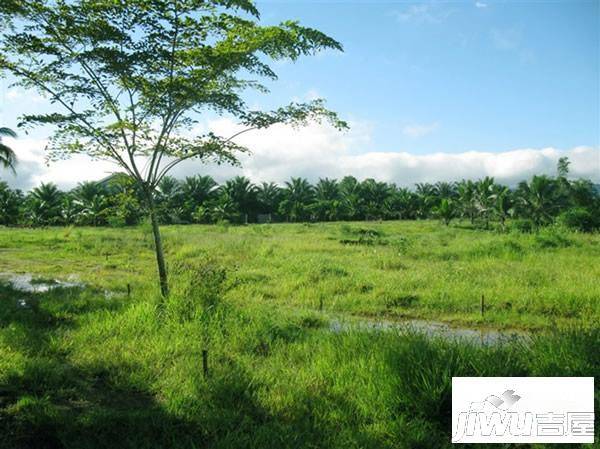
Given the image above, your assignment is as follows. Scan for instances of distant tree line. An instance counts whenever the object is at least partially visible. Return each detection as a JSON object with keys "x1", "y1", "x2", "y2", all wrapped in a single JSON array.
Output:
[{"x1": 1, "y1": 158, "x2": 598, "y2": 232}]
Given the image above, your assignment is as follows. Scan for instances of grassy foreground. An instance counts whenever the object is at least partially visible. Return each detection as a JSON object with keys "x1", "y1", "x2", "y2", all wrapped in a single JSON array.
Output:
[{"x1": 0, "y1": 221, "x2": 598, "y2": 448}]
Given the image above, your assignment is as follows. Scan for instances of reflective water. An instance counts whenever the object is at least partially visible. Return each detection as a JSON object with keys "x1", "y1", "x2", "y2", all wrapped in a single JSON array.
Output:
[
  {"x1": 329, "y1": 317, "x2": 528, "y2": 345},
  {"x1": 0, "y1": 272, "x2": 526, "y2": 344},
  {"x1": 0, "y1": 273, "x2": 84, "y2": 293}
]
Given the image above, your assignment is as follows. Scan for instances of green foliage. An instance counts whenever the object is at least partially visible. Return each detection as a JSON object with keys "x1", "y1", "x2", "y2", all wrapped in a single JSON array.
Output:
[
  {"x1": 25, "y1": 183, "x2": 64, "y2": 226},
  {"x1": 557, "y1": 207, "x2": 597, "y2": 232},
  {"x1": 0, "y1": 0, "x2": 345, "y2": 191},
  {"x1": 167, "y1": 256, "x2": 228, "y2": 321},
  {"x1": 433, "y1": 198, "x2": 455, "y2": 225},
  {"x1": 508, "y1": 218, "x2": 535, "y2": 233},
  {"x1": 0, "y1": 126, "x2": 18, "y2": 172},
  {"x1": 0, "y1": 181, "x2": 22, "y2": 225},
  {"x1": 0, "y1": 263, "x2": 597, "y2": 448},
  {"x1": 1, "y1": 169, "x2": 598, "y2": 233},
  {"x1": 0, "y1": 0, "x2": 346, "y2": 295},
  {"x1": 534, "y1": 226, "x2": 573, "y2": 249},
  {"x1": 0, "y1": 221, "x2": 598, "y2": 446}
]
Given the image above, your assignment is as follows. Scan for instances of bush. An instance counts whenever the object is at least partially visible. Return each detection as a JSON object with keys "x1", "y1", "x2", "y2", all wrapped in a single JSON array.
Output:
[
  {"x1": 508, "y1": 219, "x2": 535, "y2": 233},
  {"x1": 534, "y1": 226, "x2": 573, "y2": 249},
  {"x1": 167, "y1": 257, "x2": 228, "y2": 321},
  {"x1": 556, "y1": 207, "x2": 596, "y2": 232}
]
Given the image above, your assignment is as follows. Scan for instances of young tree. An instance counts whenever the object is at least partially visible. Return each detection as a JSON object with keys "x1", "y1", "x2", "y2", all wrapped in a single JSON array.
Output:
[
  {"x1": 433, "y1": 198, "x2": 455, "y2": 226},
  {"x1": 489, "y1": 184, "x2": 512, "y2": 231},
  {"x1": 1, "y1": 0, "x2": 347, "y2": 296},
  {"x1": 456, "y1": 180, "x2": 477, "y2": 224}
]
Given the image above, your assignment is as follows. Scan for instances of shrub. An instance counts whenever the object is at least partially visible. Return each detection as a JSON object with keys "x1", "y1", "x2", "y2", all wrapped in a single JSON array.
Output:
[
  {"x1": 167, "y1": 257, "x2": 228, "y2": 321},
  {"x1": 556, "y1": 207, "x2": 596, "y2": 232},
  {"x1": 534, "y1": 226, "x2": 573, "y2": 249},
  {"x1": 508, "y1": 219, "x2": 535, "y2": 233}
]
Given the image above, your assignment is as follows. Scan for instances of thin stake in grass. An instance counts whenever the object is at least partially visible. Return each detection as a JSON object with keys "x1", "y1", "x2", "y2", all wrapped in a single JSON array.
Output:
[
  {"x1": 202, "y1": 349, "x2": 209, "y2": 379},
  {"x1": 481, "y1": 294, "x2": 485, "y2": 317}
]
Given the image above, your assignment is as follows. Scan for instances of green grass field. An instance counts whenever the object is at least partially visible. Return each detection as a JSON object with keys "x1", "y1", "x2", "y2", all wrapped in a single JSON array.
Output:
[
  {"x1": 0, "y1": 221, "x2": 598, "y2": 448},
  {"x1": 2, "y1": 220, "x2": 599, "y2": 328}
]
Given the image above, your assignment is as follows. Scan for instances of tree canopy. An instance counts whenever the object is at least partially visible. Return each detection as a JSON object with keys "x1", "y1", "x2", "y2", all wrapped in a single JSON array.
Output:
[
  {"x1": 1, "y1": 0, "x2": 346, "y2": 188},
  {"x1": 0, "y1": 0, "x2": 347, "y2": 295}
]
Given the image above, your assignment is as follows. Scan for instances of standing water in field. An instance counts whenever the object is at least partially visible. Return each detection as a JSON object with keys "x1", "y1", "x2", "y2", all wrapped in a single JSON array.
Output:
[
  {"x1": 0, "y1": 273, "x2": 84, "y2": 293},
  {"x1": 329, "y1": 317, "x2": 528, "y2": 345}
]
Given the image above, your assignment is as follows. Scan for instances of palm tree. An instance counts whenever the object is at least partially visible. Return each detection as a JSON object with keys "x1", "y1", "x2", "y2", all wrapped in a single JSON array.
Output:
[
  {"x1": 415, "y1": 182, "x2": 437, "y2": 218},
  {"x1": 71, "y1": 181, "x2": 110, "y2": 225},
  {"x1": 434, "y1": 181, "x2": 457, "y2": 200},
  {"x1": 256, "y1": 182, "x2": 282, "y2": 220},
  {"x1": 569, "y1": 179, "x2": 596, "y2": 209},
  {"x1": 61, "y1": 195, "x2": 79, "y2": 225},
  {"x1": 180, "y1": 175, "x2": 218, "y2": 222},
  {"x1": 313, "y1": 178, "x2": 344, "y2": 221},
  {"x1": 489, "y1": 184, "x2": 512, "y2": 231},
  {"x1": 433, "y1": 198, "x2": 455, "y2": 226},
  {"x1": 157, "y1": 176, "x2": 182, "y2": 203},
  {"x1": 210, "y1": 192, "x2": 238, "y2": 223},
  {"x1": 360, "y1": 178, "x2": 391, "y2": 220},
  {"x1": 515, "y1": 175, "x2": 561, "y2": 227},
  {"x1": 0, "y1": 127, "x2": 18, "y2": 172},
  {"x1": 26, "y1": 183, "x2": 63, "y2": 226},
  {"x1": 456, "y1": 180, "x2": 477, "y2": 224},
  {"x1": 220, "y1": 176, "x2": 257, "y2": 223},
  {"x1": 392, "y1": 187, "x2": 419, "y2": 220},
  {"x1": 157, "y1": 176, "x2": 183, "y2": 223},
  {"x1": 279, "y1": 177, "x2": 315, "y2": 222},
  {"x1": 473, "y1": 177, "x2": 495, "y2": 228},
  {"x1": 339, "y1": 176, "x2": 363, "y2": 220}
]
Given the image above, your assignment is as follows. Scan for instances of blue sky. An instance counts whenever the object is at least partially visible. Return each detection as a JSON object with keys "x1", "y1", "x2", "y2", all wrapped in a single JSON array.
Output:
[
  {"x1": 250, "y1": 0, "x2": 599, "y2": 153},
  {"x1": 1, "y1": 0, "x2": 599, "y2": 189}
]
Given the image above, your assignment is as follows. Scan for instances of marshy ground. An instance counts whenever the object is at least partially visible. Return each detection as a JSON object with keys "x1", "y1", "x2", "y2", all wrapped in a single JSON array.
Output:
[{"x1": 0, "y1": 221, "x2": 598, "y2": 448}]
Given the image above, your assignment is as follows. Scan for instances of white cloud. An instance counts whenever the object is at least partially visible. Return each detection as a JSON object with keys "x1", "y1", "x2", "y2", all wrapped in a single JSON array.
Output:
[
  {"x1": 392, "y1": 3, "x2": 450, "y2": 24},
  {"x1": 402, "y1": 122, "x2": 439, "y2": 138},
  {"x1": 475, "y1": 2, "x2": 487, "y2": 8},
  {"x1": 1, "y1": 122, "x2": 598, "y2": 192},
  {"x1": 0, "y1": 137, "x2": 118, "y2": 190}
]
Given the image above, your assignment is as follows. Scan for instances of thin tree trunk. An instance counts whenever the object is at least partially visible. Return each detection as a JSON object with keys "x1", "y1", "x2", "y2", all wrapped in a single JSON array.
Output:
[{"x1": 146, "y1": 191, "x2": 169, "y2": 297}]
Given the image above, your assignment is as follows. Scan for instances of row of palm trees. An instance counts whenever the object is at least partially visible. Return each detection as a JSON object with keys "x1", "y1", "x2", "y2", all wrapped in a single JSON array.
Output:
[{"x1": 1, "y1": 159, "x2": 598, "y2": 230}]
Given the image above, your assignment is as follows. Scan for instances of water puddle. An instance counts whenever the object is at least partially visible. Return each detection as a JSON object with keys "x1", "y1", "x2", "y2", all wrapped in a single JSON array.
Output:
[
  {"x1": 329, "y1": 317, "x2": 528, "y2": 345},
  {"x1": 0, "y1": 273, "x2": 84, "y2": 293}
]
